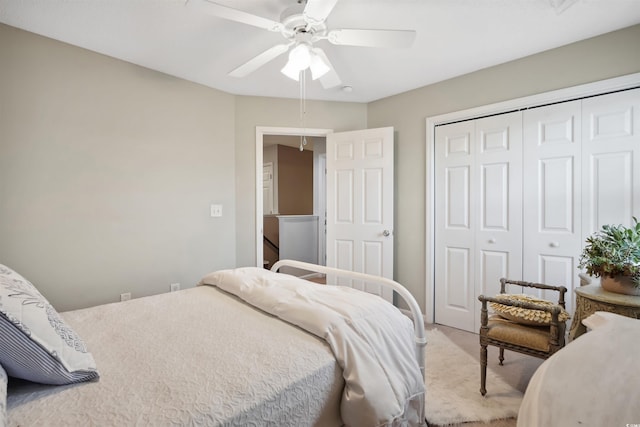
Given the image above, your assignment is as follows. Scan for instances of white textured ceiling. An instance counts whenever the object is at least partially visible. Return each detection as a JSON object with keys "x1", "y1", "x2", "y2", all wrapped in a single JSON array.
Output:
[{"x1": 1, "y1": 0, "x2": 639, "y2": 103}]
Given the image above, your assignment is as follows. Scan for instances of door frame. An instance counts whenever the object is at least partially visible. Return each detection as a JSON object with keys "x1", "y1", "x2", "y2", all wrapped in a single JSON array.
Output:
[
  {"x1": 255, "y1": 126, "x2": 333, "y2": 267},
  {"x1": 425, "y1": 72, "x2": 640, "y2": 324}
]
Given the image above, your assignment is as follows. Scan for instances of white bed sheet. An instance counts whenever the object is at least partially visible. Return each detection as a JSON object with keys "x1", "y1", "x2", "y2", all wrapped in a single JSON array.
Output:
[
  {"x1": 7, "y1": 286, "x2": 343, "y2": 426},
  {"x1": 518, "y1": 311, "x2": 640, "y2": 427}
]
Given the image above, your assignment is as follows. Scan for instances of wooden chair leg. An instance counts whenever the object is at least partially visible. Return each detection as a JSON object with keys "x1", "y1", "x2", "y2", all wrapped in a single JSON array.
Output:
[
  {"x1": 499, "y1": 347, "x2": 505, "y2": 366},
  {"x1": 480, "y1": 344, "x2": 488, "y2": 396}
]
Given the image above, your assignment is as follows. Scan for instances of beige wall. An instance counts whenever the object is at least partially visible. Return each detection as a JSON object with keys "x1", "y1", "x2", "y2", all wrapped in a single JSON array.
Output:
[
  {"x1": 277, "y1": 145, "x2": 313, "y2": 215},
  {"x1": 0, "y1": 23, "x2": 367, "y2": 310},
  {"x1": 2, "y1": 21, "x2": 639, "y2": 314},
  {"x1": 367, "y1": 24, "x2": 640, "y2": 312},
  {"x1": 0, "y1": 24, "x2": 237, "y2": 310}
]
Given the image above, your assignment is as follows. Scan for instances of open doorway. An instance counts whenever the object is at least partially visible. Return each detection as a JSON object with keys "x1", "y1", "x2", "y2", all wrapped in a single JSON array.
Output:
[
  {"x1": 256, "y1": 126, "x2": 396, "y2": 301},
  {"x1": 255, "y1": 126, "x2": 332, "y2": 270}
]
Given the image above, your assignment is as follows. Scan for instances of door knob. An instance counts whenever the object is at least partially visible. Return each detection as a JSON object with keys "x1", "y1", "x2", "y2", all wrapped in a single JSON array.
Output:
[
  {"x1": 488, "y1": 238, "x2": 496, "y2": 244},
  {"x1": 550, "y1": 242, "x2": 560, "y2": 248},
  {"x1": 382, "y1": 230, "x2": 391, "y2": 237}
]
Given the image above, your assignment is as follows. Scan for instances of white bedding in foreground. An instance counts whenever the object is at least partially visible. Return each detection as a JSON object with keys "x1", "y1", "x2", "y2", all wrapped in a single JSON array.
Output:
[
  {"x1": 7, "y1": 286, "x2": 343, "y2": 426},
  {"x1": 518, "y1": 311, "x2": 640, "y2": 427},
  {"x1": 200, "y1": 267, "x2": 425, "y2": 427}
]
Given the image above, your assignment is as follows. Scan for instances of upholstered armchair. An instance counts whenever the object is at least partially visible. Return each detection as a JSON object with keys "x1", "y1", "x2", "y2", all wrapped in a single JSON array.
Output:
[{"x1": 478, "y1": 278, "x2": 568, "y2": 396}]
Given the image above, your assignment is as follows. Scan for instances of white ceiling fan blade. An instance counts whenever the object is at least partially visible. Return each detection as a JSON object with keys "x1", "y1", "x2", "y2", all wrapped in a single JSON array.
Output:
[
  {"x1": 313, "y1": 48, "x2": 342, "y2": 89},
  {"x1": 327, "y1": 29, "x2": 416, "y2": 48},
  {"x1": 303, "y1": 0, "x2": 339, "y2": 25},
  {"x1": 229, "y1": 43, "x2": 291, "y2": 78},
  {"x1": 187, "y1": 0, "x2": 283, "y2": 32}
]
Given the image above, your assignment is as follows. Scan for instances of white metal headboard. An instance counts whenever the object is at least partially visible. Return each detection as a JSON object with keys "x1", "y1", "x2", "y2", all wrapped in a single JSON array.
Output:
[{"x1": 271, "y1": 259, "x2": 427, "y2": 424}]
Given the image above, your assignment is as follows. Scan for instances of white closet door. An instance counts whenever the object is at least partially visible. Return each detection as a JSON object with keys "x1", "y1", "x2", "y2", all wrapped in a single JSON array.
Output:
[
  {"x1": 435, "y1": 120, "x2": 476, "y2": 331},
  {"x1": 582, "y1": 88, "x2": 640, "y2": 237},
  {"x1": 433, "y1": 87, "x2": 640, "y2": 332},
  {"x1": 473, "y1": 112, "x2": 523, "y2": 331},
  {"x1": 523, "y1": 100, "x2": 582, "y2": 309},
  {"x1": 434, "y1": 112, "x2": 522, "y2": 332}
]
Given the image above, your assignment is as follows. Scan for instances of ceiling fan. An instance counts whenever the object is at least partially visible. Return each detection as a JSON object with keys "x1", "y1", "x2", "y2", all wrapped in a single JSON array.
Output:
[{"x1": 186, "y1": 0, "x2": 416, "y2": 89}]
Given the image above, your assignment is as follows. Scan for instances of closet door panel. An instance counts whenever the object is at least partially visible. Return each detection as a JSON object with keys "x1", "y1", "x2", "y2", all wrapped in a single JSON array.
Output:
[
  {"x1": 536, "y1": 255, "x2": 575, "y2": 302},
  {"x1": 582, "y1": 88, "x2": 640, "y2": 236},
  {"x1": 435, "y1": 121, "x2": 477, "y2": 331},
  {"x1": 474, "y1": 112, "x2": 522, "y2": 331},
  {"x1": 523, "y1": 100, "x2": 581, "y2": 308},
  {"x1": 481, "y1": 163, "x2": 509, "y2": 230},
  {"x1": 587, "y1": 152, "x2": 633, "y2": 227},
  {"x1": 479, "y1": 250, "x2": 509, "y2": 296}
]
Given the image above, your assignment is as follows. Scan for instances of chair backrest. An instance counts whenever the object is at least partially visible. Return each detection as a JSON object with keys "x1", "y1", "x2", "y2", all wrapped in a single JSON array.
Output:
[{"x1": 499, "y1": 278, "x2": 567, "y2": 309}]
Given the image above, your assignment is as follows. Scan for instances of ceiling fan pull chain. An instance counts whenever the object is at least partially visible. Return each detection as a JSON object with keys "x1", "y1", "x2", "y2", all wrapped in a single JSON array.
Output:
[{"x1": 299, "y1": 69, "x2": 308, "y2": 151}]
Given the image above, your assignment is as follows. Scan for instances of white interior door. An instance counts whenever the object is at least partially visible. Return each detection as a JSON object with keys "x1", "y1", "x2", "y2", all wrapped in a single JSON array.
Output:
[
  {"x1": 474, "y1": 113, "x2": 523, "y2": 332},
  {"x1": 326, "y1": 127, "x2": 394, "y2": 302},
  {"x1": 434, "y1": 112, "x2": 522, "y2": 332},
  {"x1": 523, "y1": 100, "x2": 582, "y2": 309},
  {"x1": 434, "y1": 120, "x2": 476, "y2": 330}
]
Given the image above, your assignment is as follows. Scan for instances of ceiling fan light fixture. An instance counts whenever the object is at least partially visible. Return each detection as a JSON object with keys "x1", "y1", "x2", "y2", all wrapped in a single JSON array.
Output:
[
  {"x1": 289, "y1": 43, "x2": 312, "y2": 69},
  {"x1": 281, "y1": 43, "x2": 314, "y2": 81},
  {"x1": 281, "y1": 43, "x2": 330, "y2": 81},
  {"x1": 309, "y1": 53, "x2": 330, "y2": 80},
  {"x1": 281, "y1": 61, "x2": 301, "y2": 81}
]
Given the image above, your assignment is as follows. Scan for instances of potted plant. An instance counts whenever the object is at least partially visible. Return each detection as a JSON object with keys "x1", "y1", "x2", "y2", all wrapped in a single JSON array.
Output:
[{"x1": 578, "y1": 218, "x2": 640, "y2": 295}]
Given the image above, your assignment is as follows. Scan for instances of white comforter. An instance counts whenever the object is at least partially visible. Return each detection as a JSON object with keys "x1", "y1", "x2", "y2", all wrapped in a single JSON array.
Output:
[
  {"x1": 199, "y1": 267, "x2": 425, "y2": 427},
  {"x1": 518, "y1": 311, "x2": 640, "y2": 427},
  {"x1": 7, "y1": 285, "x2": 343, "y2": 426}
]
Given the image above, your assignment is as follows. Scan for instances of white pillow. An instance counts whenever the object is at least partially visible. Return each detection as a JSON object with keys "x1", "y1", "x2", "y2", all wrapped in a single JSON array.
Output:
[
  {"x1": 0, "y1": 364, "x2": 6, "y2": 427},
  {"x1": 0, "y1": 264, "x2": 99, "y2": 385}
]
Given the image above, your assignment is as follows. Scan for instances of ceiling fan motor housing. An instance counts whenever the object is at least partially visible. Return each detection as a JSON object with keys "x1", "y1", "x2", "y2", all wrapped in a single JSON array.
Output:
[{"x1": 280, "y1": 3, "x2": 327, "y2": 40}]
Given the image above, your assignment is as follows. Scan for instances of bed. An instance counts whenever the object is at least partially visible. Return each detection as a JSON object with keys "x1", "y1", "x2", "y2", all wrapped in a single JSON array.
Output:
[
  {"x1": 1, "y1": 260, "x2": 426, "y2": 427},
  {"x1": 517, "y1": 311, "x2": 640, "y2": 427}
]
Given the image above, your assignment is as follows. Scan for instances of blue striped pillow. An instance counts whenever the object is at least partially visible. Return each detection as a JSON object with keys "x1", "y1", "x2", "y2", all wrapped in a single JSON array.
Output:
[{"x1": 0, "y1": 264, "x2": 98, "y2": 385}]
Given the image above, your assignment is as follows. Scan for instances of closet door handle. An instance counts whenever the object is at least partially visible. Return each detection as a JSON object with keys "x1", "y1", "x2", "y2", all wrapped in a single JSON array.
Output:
[
  {"x1": 549, "y1": 242, "x2": 560, "y2": 248},
  {"x1": 382, "y1": 230, "x2": 391, "y2": 237},
  {"x1": 488, "y1": 238, "x2": 496, "y2": 244}
]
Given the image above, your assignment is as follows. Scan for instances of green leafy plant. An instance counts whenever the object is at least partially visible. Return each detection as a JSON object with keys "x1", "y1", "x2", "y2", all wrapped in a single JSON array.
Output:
[{"x1": 578, "y1": 218, "x2": 640, "y2": 287}]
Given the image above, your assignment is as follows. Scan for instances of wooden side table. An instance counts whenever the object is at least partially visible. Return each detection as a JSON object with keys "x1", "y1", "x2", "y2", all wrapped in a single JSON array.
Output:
[{"x1": 569, "y1": 283, "x2": 640, "y2": 340}]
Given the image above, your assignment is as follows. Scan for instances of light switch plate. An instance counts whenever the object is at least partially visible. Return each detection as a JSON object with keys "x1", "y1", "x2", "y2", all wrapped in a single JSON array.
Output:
[{"x1": 210, "y1": 204, "x2": 223, "y2": 217}]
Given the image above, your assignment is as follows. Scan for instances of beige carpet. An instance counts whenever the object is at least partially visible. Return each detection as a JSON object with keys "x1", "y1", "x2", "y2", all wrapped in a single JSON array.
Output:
[{"x1": 425, "y1": 329, "x2": 523, "y2": 426}]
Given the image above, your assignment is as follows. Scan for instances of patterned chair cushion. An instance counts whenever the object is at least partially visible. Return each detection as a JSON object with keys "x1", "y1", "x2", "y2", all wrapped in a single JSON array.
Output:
[
  {"x1": 490, "y1": 293, "x2": 570, "y2": 326},
  {"x1": 0, "y1": 264, "x2": 99, "y2": 385}
]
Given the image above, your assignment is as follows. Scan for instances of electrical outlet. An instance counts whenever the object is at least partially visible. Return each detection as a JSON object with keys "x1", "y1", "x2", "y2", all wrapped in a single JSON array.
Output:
[
  {"x1": 170, "y1": 283, "x2": 180, "y2": 292},
  {"x1": 120, "y1": 292, "x2": 131, "y2": 302}
]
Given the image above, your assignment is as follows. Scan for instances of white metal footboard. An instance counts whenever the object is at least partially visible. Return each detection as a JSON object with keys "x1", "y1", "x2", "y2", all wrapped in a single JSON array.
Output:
[{"x1": 271, "y1": 259, "x2": 427, "y2": 425}]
